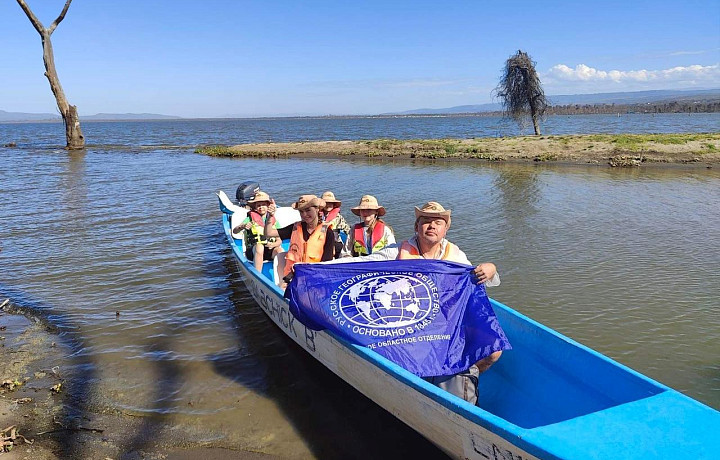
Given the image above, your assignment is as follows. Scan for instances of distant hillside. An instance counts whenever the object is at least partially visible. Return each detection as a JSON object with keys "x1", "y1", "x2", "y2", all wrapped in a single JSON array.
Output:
[
  {"x1": 548, "y1": 89, "x2": 720, "y2": 105},
  {"x1": 0, "y1": 110, "x2": 59, "y2": 122},
  {"x1": 388, "y1": 89, "x2": 720, "y2": 115},
  {"x1": 82, "y1": 113, "x2": 182, "y2": 121},
  {"x1": 0, "y1": 111, "x2": 182, "y2": 122}
]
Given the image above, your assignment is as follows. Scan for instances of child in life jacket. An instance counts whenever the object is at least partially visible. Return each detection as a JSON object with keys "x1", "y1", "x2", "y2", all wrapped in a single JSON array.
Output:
[
  {"x1": 345, "y1": 195, "x2": 395, "y2": 257},
  {"x1": 320, "y1": 191, "x2": 350, "y2": 256},
  {"x1": 235, "y1": 190, "x2": 281, "y2": 272}
]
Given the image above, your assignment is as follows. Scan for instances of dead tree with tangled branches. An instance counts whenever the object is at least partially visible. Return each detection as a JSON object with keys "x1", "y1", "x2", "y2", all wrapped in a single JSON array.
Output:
[
  {"x1": 16, "y1": 0, "x2": 85, "y2": 149},
  {"x1": 494, "y1": 50, "x2": 548, "y2": 135}
]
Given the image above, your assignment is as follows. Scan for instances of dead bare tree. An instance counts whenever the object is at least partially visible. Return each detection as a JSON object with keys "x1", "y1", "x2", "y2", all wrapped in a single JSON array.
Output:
[
  {"x1": 494, "y1": 50, "x2": 548, "y2": 135},
  {"x1": 16, "y1": 0, "x2": 85, "y2": 149}
]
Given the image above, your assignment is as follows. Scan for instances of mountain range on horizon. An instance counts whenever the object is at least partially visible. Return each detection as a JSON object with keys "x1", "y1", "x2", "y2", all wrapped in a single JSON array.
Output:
[
  {"x1": 384, "y1": 88, "x2": 720, "y2": 115},
  {"x1": 0, "y1": 111, "x2": 182, "y2": 122},
  {"x1": 2, "y1": 89, "x2": 718, "y2": 122}
]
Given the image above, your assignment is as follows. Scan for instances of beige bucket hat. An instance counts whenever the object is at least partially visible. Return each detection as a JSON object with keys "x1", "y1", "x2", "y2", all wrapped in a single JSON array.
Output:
[
  {"x1": 414, "y1": 201, "x2": 451, "y2": 225},
  {"x1": 321, "y1": 191, "x2": 341, "y2": 206},
  {"x1": 247, "y1": 190, "x2": 271, "y2": 204},
  {"x1": 291, "y1": 194, "x2": 326, "y2": 210},
  {"x1": 351, "y1": 195, "x2": 386, "y2": 216}
]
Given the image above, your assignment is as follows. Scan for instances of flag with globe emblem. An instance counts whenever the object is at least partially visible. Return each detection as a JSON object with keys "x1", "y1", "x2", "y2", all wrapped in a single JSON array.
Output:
[{"x1": 286, "y1": 259, "x2": 511, "y2": 377}]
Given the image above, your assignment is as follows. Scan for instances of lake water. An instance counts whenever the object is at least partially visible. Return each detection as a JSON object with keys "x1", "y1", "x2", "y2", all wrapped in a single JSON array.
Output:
[{"x1": 1, "y1": 114, "x2": 719, "y2": 458}]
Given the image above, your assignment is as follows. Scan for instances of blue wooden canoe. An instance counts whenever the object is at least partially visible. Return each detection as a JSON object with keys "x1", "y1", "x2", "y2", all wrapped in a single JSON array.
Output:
[{"x1": 217, "y1": 190, "x2": 719, "y2": 459}]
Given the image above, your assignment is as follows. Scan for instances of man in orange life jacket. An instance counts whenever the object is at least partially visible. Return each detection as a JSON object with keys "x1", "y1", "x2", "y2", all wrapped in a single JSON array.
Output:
[
  {"x1": 398, "y1": 201, "x2": 501, "y2": 405},
  {"x1": 264, "y1": 194, "x2": 340, "y2": 288}
]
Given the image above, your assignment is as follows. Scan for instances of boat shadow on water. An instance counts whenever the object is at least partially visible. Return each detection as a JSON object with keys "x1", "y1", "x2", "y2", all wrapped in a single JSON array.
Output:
[{"x1": 210, "y1": 243, "x2": 448, "y2": 459}]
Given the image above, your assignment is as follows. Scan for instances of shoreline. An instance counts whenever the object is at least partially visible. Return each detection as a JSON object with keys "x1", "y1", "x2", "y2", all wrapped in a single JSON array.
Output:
[
  {"x1": 196, "y1": 133, "x2": 720, "y2": 167},
  {"x1": 0, "y1": 301, "x2": 276, "y2": 459}
]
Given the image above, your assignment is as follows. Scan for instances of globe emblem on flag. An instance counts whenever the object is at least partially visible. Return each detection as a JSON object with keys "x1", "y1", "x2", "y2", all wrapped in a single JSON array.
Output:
[{"x1": 338, "y1": 274, "x2": 435, "y2": 328}]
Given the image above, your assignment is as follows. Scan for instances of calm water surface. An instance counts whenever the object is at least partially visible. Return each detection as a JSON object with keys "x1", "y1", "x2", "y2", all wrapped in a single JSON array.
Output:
[
  {"x1": 4, "y1": 112, "x2": 719, "y2": 148},
  {"x1": 1, "y1": 116, "x2": 718, "y2": 458}
]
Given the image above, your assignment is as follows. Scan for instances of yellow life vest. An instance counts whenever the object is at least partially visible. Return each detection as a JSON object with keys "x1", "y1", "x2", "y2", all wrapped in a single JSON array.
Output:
[{"x1": 245, "y1": 211, "x2": 268, "y2": 244}]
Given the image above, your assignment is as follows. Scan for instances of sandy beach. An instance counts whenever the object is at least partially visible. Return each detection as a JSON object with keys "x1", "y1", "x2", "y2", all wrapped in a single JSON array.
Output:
[{"x1": 197, "y1": 133, "x2": 720, "y2": 167}]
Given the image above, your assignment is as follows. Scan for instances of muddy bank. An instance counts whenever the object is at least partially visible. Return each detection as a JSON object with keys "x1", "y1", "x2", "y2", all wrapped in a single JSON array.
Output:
[
  {"x1": 197, "y1": 133, "x2": 720, "y2": 167},
  {"x1": 0, "y1": 301, "x2": 279, "y2": 460}
]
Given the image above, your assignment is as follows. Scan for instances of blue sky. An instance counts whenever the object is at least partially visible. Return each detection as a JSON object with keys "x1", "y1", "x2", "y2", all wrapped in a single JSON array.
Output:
[{"x1": 1, "y1": 0, "x2": 718, "y2": 117}]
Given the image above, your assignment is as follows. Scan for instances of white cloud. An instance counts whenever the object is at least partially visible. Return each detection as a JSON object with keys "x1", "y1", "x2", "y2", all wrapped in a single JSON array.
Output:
[
  {"x1": 547, "y1": 63, "x2": 719, "y2": 83},
  {"x1": 543, "y1": 63, "x2": 720, "y2": 92}
]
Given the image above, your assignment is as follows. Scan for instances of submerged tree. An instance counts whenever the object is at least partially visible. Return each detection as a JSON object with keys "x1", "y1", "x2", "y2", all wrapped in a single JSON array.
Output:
[
  {"x1": 494, "y1": 50, "x2": 548, "y2": 135},
  {"x1": 16, "y1": 0, "x2": 85, "y2": 149}
]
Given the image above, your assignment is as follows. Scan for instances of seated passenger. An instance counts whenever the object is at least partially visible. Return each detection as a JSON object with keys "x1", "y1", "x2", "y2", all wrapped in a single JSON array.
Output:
[
  {"x1": 321, "y1": 191, "x2": 350, "y2": 234},
  {"x1": 346, "y1": 195, "x2": 395, "y2": 257},
  {"x1": 264, "y1": 194, "x2": 340, "y2": 287},
  {"x1": 321, "y1": 191, "x2": 350, "y2": 255},
  {"x1": 397, "y1": 201, "x2": 501, "y2": 405},
  {"x1": 234, "y1": 190, "x2": 283, "y2": 272}
]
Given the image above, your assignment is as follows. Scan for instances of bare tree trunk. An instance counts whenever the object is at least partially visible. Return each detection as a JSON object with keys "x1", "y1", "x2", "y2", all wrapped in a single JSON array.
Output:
[
  {"x1": 16, "y1": 0, "x2": 85, "y2": 150},
  {"x1": 522, "y1": 68, "x2": 541, "y2": 136},
  {"x1": 530, "y1": 102, "x2": 541, "y2": 135}
]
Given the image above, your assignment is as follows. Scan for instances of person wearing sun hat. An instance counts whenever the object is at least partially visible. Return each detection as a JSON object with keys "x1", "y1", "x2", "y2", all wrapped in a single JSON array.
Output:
[
  {"x1": 344, "y1": 195, "x2": 396, "y2": 258},
  {"x1": 320, "y1": 191, "x2": 351, "y2": 236},
  {"x1": 397, "y1": 200, "x2": 501, "y2": 406},
  {"x1": 232, "y1": 190, "x2": 282, "y2": 272},
  {"x1": 264, "y1": 194, "x2": 340, "y2": 286}
]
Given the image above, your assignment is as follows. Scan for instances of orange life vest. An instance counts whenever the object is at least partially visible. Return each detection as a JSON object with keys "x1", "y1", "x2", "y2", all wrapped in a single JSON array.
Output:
[
  {"x1": 397, "y1": 240, "x2": 464, "y2": 263},
  {"x1": 284, "y1": 222, "x2": 331, "y2": 276},
  {"x1": 352, "y1": 222, "x2": 387, "y2": 256}
]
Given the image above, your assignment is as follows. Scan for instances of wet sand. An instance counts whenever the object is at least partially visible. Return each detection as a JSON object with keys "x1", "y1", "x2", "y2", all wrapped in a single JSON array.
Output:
[
  {"x1": 0, "y1": 303, "x2": 280, "y2": 460},
  {"x1": 197, "y1": 133, "x2": 720, "y2": 167}
]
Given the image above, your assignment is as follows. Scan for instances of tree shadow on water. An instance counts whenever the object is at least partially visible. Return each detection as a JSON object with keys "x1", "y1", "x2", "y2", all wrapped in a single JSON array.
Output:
[
  {"x1": 209, "y1": 245, "x2": 448, "y2": 459},
  {"x1": 118, "y1": 336, "x2": 183, "y2": 459}
]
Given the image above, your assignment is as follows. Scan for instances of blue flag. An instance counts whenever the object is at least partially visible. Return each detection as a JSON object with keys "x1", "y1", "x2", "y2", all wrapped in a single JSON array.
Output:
[{"x1": 286, "y1": 259, "x2": 511, "y2": 377}]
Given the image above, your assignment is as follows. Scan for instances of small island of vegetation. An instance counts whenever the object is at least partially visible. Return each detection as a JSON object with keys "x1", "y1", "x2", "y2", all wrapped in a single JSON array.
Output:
[{"x1": 196, "y1": 133, "x2": 720, "y2": 167}]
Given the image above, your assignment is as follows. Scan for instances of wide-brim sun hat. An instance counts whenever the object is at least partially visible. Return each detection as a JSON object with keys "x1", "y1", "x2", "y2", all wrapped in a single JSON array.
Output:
[
  {"x1": 247, "y1": 190, "x2": 271, "y2": 204},
  {"x1": 291, "y1": 194, "x2": 326, "y2": 210},
  {"x1": 351, "y1": 195, "x2": 386, "y2": 216},
  {"x1": 321, "y1": 191, "x2": 341, "y2": 206},
  {"x1": 414, "y1": 201, "x2": 451, "y2": 226}
]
